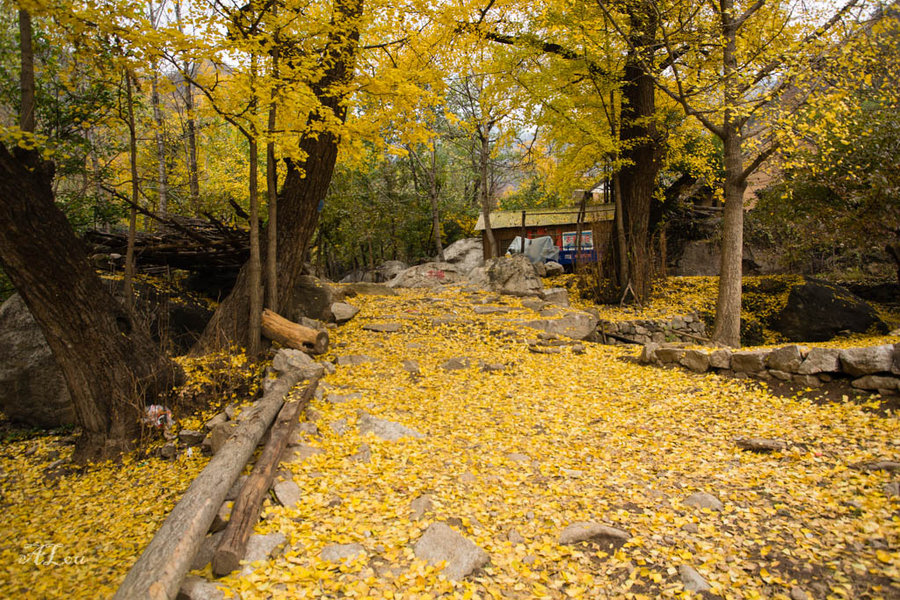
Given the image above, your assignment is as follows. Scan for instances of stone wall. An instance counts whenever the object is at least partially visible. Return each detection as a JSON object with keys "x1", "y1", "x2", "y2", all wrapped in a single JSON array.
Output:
[
  {"x1": 640, "y1": 342, "x2": 900, "y2": 395},
  {"x1": 599, "y1": 313, "x2": 707, "y2": 346}
]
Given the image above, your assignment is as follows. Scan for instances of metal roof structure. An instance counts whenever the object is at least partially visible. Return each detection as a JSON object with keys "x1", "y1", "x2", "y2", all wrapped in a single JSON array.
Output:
[{"x1": 474, "y1": 204, "x2": 615, "y2": 231}]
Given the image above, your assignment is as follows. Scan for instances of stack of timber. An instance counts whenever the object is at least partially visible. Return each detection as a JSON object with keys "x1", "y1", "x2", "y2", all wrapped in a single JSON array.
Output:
[{"x1": 112, "y1": 349, "x2": 323, "y2": 600}]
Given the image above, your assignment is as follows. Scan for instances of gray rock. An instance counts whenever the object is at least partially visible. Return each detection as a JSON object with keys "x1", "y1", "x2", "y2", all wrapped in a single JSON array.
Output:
[
  {"x1": 558, "y1": 522, "x2": 630, "y2": 545},
  {"x1": 357, "y1": 412, "x2": 424, "y2": 441},
  {"x1": 656, "y1": 347, "x2": 686, "y2": 363},
  {"x1": 507, "y1": 529, "x2": 525, "y2": 545},
  {"x1": 204, "y1": 423, "x2": 235, "y2": 455},
  {"x1": 204, "y1": 412, "x2": 228, "y2": 431},
  {"x1": 413, "y1": 522, "x2": 490, "y2": 581},
  {"x1": 774, "y1": 278, "x2": 887, "y2": 342},
  {"x1": 522, "y1": 298, "x2": 546, "y2": 311},
  {"x1": 854, "y1": 460, "x2": 900, "y2": 472},
  {"x1": 241, "y1": 533, "x2": 286, "y2": 575},
  {"x1": 709, "y1": 349, "x2": 732, "y2": 369},
  {"x1": 327, "y1": 392, "x2": 363, "y2": 404},
  {"x1": 541, "y1": 288, "x2": 570, "y2": 307},
  {"x1": 883, "y1": 481, "x2": 900, "y2": 498},
  {"x1": 473, "y1": 306, "x2": 511, "y2": 315},
  {"x1": 376, "y1": 260, "x2": 408, "y2": 282},
  {"x1": 331, "y1": 302, "x2": 360, "y2": 324},
  {"x1": 467, "y1": 255, "x2": 543, "y2": 297},
  {"x1": 177, "y1": 575, "x2": 225, "y2": 600},
  {"x1": 321, "y1": 543, "x2": 366, "y2": 563},
  {"x1": 190, "y1": 532, "x2": 224, "y2": 571},
  {"x1": 0, "y1": 294, "x2": 74, "y2": 427},
  {"x1": 683, "y1": 492, "x2": 723, "y2": 511},
  {"x1": 352, "y1": 443, "x2": 372, "y2": 463},
  {"x1": 678, "y1": 565, "x2": 711, "y2": 593},
  {"x1": 478, "y1": 360, "x2": 505, "y2": 372},
  {"x1": 389, "y1": 262, "x2": 465, "y2": 289},
  {"x1": 765, "y1": 345, "x2": 807, "y2": 373},
  {"x1": 330, "y1": 419, "x2": 349, "y2": 435},
  {"x1": 769, "y1": 369, "x2": 792, "y2": 381},
  {"x1": 362, "y1": 322, "x2": 402, "y2": 333},
  {"x1": 792, "y1": 374, "x2": 822, "y2": 387},
  {"x1": 506, "y1": 452, "x2": 531, "y2": 463},
  {"x1": 852, "y1": 375, "x2": 900, "y2": 391},
  {"x1": 731, "y1": 350, "x2": 769, "y2": 373},
  {"x1": 336, "y1": 354, "x2": 377, "y2": 367},
  {"x1": 178, "y1": 429, "x2": 205, "y2": 447},
  {"x1": 272, "y1": 348, "x2": 313, "y2": 373},
  {"x1": 341, "y1": 282, "x2": 398, "y2": 297},
  {"x1": 288, "y1": 275, "x2": 335, "y2": 323},
  {"x1": 402, "y1": 359, "x2": 421, "y2": 375},
  {"x1": 680, "y1": 350, "x2": 710, "y2": 373},
  {"x1": 544, "y1": 261, "x2": 565, "y2": 277},
  {"x1": 532, "y1": 262, "x2": 547, "y2": 277},
  {"x1": 441, "y1": 357, "x2": 471, "y2": 370},
  {"x1": 841, "y1": 345, "x2": 895, "y2": 376},
  {"x1": 273, "y1": 479, "x2": 301, "y2": 507},
  {"x1": 160, "y1": 442, "x2": 177, "y2": 459},
  {"x1": 639, "y1": 343, "x2": 660, "y2": 365},
  {"x1": 209, "y1": 502, "x2": 232, "y2": 533},
  {"x1": 286, "y1": 444, "x2": 325, "y2": 463},
  {"x1": 736, "y1": 438, "x2": 788, "y2": 452},
  {"x1": 410, "y1": 494, "x2": 434, "y2": 520},
  {"x1": 790, "y1": 586, "x2": 810, "y2": 600},
  {"x1": 522, "y1": 310, "x2": 599, "y2": 341},
  {"x1": 442, "y1": 238, "x2": 484, "y2": 275}
]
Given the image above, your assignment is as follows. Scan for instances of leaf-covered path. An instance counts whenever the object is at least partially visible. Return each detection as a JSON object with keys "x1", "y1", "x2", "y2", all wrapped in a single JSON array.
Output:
[
  {"x1": 218, "y1": 286, "x2": 899, "y2": 599},
  {"x1": 1, "y1": 284, "x2": 898, "y2": 599}
]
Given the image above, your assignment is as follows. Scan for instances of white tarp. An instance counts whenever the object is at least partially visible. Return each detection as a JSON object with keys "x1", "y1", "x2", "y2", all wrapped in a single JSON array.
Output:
[{"x1": 507, "y1": 236, "x2": 560, "y2": 263}]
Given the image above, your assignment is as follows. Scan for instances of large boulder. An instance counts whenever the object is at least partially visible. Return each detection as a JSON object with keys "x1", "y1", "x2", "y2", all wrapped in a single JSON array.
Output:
[
  {"x1": 442, "y1": 238, "x2": 484, "y2": 275},
  {"x1": 388, "y1": 262, "x2": 465, "y2": 289},
  {"x1": 0, "y1": 294, "x2": 74, "y2": 427},
  {"x1": 773, "y1": 278, "x2": 887, "y2": 342},
  {"x1": 288, "y1": 275, "x2": 335, "y2": 322},
  {"x1": 467, "y1": 255, "x2": 543, "y2": 296},
  {"x1": 522, "y1": 310, "x2": 599, "y2": 340},
  {"x1": 375, "y1": 260, "x2": 408, "y2": 282}
]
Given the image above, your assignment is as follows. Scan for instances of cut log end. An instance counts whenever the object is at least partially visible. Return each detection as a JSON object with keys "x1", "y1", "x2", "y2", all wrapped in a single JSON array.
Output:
[
  {"x1": 261, "y1": 309, "x2": 329, "y2": 355},
  {"x1": 211, "y1": 549, "x2": 241, "y2": 578}
]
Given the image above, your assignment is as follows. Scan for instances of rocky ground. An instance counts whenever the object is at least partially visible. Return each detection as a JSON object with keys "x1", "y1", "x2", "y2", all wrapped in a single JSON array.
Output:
[{"x1": 1, "y1": 282, "x2": 899, "y2": 599}]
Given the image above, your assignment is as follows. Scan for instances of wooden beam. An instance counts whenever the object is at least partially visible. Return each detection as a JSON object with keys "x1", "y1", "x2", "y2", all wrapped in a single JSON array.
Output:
[
  {"x1": 111, "y1": 369, "x2": 305, "y2": 600},
  {"x1": 212, "y1": 374, "x2": 320, "y2": 576}
]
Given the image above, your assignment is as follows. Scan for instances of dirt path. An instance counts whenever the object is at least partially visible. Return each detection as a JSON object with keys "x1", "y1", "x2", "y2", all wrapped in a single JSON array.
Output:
[{"x1": 213, "y1": 286, "x2": 899, "y2": 599}]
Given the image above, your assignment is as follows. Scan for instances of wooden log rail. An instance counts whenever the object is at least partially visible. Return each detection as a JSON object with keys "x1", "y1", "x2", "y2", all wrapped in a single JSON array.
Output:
[
  {"x1": 262, "y1": 308, "x2": 329, "y2": 355},
  {"x1": 112, "y1": 370, "x2": 318, "y2": 600}
]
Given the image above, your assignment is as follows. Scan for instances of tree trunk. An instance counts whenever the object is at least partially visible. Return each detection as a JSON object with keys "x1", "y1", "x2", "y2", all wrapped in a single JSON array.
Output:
[
  {"x1": 617, "y1": 0, "x2": 662, "y2": 302},
  {"x1": 479, "y1": 128, "x2": 498, "y2": 259},
  {"x1": 247, "y1": 135, "x2": 262, "y2": 357},
  {"x1": 175, "y1": 0, "x2": 200, "y2": 211},
  {"x1": 265, "y1": 44, "x2": 279, "y2": 312},
  {"x1": 194, "y1": 0, "x2": 364, "y2": 354},
  {"x1": 0, "y1": 147, "x2": 183, "y2": 463},
  {"x1": 18, "y1": 10, "x2": 35, "y2": 134},
  {"x1": 124, "y1": 72, "x2": 139, "y2": 311},
  {"x1": 711, "y1": 0, "x2": 746, "y2": 348},
  {"x1": 429, "y1": 145, "x2": 444, "y2": 261},
  {"x1": 261, "y1": 309, "x2": 328, "y2": 355}
]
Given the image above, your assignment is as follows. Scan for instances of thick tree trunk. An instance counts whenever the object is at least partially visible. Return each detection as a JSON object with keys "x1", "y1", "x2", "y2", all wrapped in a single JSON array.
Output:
[
  {"x1": 247, "y1": 135, "x2": 262, "y2": 357},
  {"x1": 0, "y1": 147, "x2": 182, "y2": 463},
  {"x1": 479, "y1": 129, "x2": 498, "y2": 259},
  {"x1": 194, "y1": 0, "x2": 364, "y2": 354},
  {"x1": 712, "y1": 0, "x2": 746, "y2": 348},
  {"x1": 124, "y1": 73, "x2": 139, "y2": 310},
  {"x1": 429, "y1": 146, "x2": 445, "y2": 261},
  {"x1": 617, "y1": 1, "x2": 662, "y2": 302},
  {"x1": 175, "y1": 0, "x2": 201, "y2": 211}
]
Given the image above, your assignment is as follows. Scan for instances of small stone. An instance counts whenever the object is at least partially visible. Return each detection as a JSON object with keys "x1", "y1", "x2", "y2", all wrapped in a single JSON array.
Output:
[
  {"x1": 731, "y1": 350, "x2": 769, "y2": 373},
  {"x1": 506, "y1": 452, "x2": 530, "y2": 463},
  {"x1": 459, "y1": 471, "x2": 477, "y2": 484},
  {"x1": 321, "y1": 543, "x2": 366, "y2": 563},
  {"x1": 525, "y1": 510, "x2": 535, "y2": 520},
  {"x1": 680, "y1": 350, "x2": 710, "y2": 373},
  {"x1": 177, "y1": 575, "x2": 225, "y2": 600},
  {"x1": 852, "y1": 375, "x2": 900, "y2": 391},
  {"x1": 883, "y1": 481, "x2": 900, "y2": 498},
  {"x1": 357, "y1": 412, "x2": 424, "y2": 441},
  {"x1": 768, "y1": 369, "x2": 792, "y2": 381},
  {"x1": 840, "y1": 345, "x2": 895, "y2": 376},
  {"x1": 352, "y1": 443, "x2": 372, "y2": 463},
  {"x1": 682, "y1": 523, "x2": 699, "y2": 534},
  {"x1": 410, "y1": 494, "x2": 434, "y2": 521},
  {"x1": 441, "y1": 357, "x2": 471, "y2": 370},
  {"x1": 362, "y1": 322, "x2": 402, "y2": 333},
  {"x1": 683, "y1": 491, "x2": 723, "y2": 511},
  {"x1": 765, "y1": 345, "x2": 807, "y2": 372},
  {"x1": 797, "y1": 347, "x2": 841, "y2": 374},
  {"x1": 336, "y1": 354, "x2": 377, "y2": 366},
  {"x1": 178, "y1": 429, "x2": 205, "y2": 447},
  {"x1": 522, "y1": 554, "x2": 537, "y2": 565},
  {"x1": 204, "y1": 412, "x2": 228, "y2": 431},
  {"x1": 413, "y1": 522, "x2": 489, "y2": 581},
  {"x1": 507, "y1": 529, "x2": 525, "y2": 545},
  {"x1": 656, "y1": 347, "x2": 685, "y2": 364},
  {"x1": 792, "y1": 374, "x2": 821, "y2": 387},
  {"x1": 541, "y1": 288, "x2": 570, "y2": 307},
  {"x1": 478, "y1": 360, "x2": 506, "y2": 372},
  {"x1": 854, "y1": 460, "x2": 900, "y2": 472},
  {"x1": 273, "y1": 479, "x2": 301, "y2": 507},
  {"x1": 209, "y1": 501, "x2": 232, "y2": 533},
  {"x1": 331, "y1": 419, "x2": 349, "y2": 435},
  {"x1": 327, "y1": 392, "x2": 363, "y2": 404},
  {"x1": 473, "y1": 306, "x2": 511, "y2": 314},
  {"x1": 286, "y1": 444, "x2": 325, "y2": 463},
  {"x1": 679, "y1": 565, "x2": 711, "y2": 593},
  {"x1": 736, "y1": 438, "x2": 789, "y2": 453},
  {"x1": 558, "y1": 522, "x2": 630, "y2": 545},
  {"x1": 331, "y1": 302, "x2": 360, "y2": 324},
  {"x1": 160, "y1": 442, "x2": 177, "y2": 459},
  {"x1": 790, "y1": 586, "x2": 810, "y2": 600},
  {"x1": 402, "y1": 360, "x2": 421, "y2": 375},
  {"x1": 241, "y1": 533, "x2": 286, "y2": 575}
]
